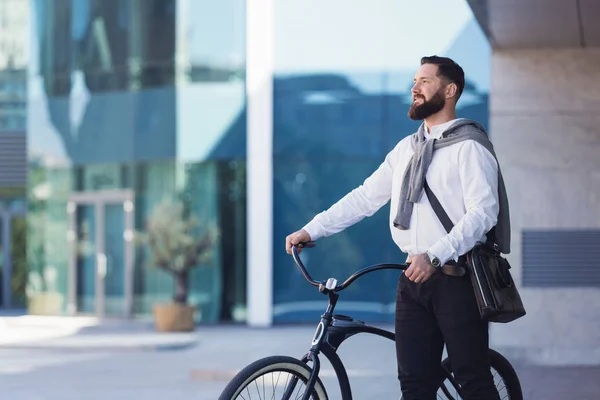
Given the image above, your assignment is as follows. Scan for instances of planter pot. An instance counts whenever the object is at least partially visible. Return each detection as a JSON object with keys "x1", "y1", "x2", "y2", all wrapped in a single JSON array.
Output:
[
  {"x1": 28, "y1": 292, "x2": 64, "y2": 315},
  {"x1": 153, "y1": 302, "x2": 196, "y2": 332}
]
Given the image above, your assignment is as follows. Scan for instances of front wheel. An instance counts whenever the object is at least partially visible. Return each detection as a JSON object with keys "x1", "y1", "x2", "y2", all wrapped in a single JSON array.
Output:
[
  {"x1": 437, "y1": 349, "x2": 523, "y2": 399},
  {"x1": 218, "y1": 355, "x2": 329, "y2": 400}
]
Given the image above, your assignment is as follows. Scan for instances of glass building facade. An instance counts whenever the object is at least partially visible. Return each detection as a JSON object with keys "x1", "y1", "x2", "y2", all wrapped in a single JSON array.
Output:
[
  {"x1": 27, "y1": 0, "x2": 247, "y2": 322},
  {"x1": 270, "y1": 1, "x2": 491, "y2": 323},
  {"x1": 25, "y1": 0, "x2": 489, "y2": 324}
]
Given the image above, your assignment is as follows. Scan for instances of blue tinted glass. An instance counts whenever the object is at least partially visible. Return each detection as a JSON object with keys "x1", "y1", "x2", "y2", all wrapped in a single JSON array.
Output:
[
  {"x1": 273, "y1": 0, "x2": 490, "y2": 322},
  {"x1": 27, "y1": 0, "x2": 247, "y2": 323},
  {"x1": 274, "y1": 73, "x2": 386, "y2": 158},
  {"x1": 273, "y1": 159, "x2": 403, "y2": 322},
  {"x1": 176, "y1": 0, "x2": 246, "y2": 163}
]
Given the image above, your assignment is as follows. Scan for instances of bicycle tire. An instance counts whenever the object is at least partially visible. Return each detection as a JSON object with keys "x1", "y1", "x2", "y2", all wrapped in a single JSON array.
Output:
[
  {"x1": 439, "y1": 349, "x2": 523, "y2": 400},
  {"x1": 218, "y1": 355, "x2": 329, "y2": 400}
]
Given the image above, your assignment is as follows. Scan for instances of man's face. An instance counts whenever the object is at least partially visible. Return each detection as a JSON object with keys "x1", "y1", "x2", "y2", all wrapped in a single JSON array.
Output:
[{"x1": 408, "y1": 63, "x2": 446, "y2": 121}]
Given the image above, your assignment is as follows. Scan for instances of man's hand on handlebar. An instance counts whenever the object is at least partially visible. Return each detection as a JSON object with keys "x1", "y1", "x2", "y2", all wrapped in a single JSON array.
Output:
[{"x1": 286, "y1": 229, "x2": 312, "y2": 254}]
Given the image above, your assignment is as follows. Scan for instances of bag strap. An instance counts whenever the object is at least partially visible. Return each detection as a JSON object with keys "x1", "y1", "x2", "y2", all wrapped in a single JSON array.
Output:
[
  {"x1": 423, "y1": 180, "x2": 498, "y2": 247},
  {"x1": 423, "y1": 180, "x2": 453, "y2": 234}
]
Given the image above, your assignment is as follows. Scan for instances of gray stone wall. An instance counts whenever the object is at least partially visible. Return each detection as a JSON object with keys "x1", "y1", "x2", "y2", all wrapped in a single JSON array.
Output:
[{"x1": 488, "y1": 48, "x2": 600, "y2": 365}]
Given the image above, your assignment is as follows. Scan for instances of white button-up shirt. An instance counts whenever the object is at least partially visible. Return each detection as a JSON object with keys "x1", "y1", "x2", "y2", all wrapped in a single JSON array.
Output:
[{"x1": 302, "y1": 118, "x2": 499, "y2": 265}]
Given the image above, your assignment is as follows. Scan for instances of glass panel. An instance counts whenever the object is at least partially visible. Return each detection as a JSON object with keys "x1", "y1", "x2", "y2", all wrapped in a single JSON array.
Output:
[
  {"x1": 0, "y1": 69, "x2": 27, "y2": 133},
  {"x1": 10, "y1": 215, "x2": 27, "y2": 308},
  {"x1": 75, "y1": 204, "x2": 96, "y2": 313},
  {"x1": 177, "y1": 0, "x2": 245, "y2": 85},
  {"x1": 273, "y1": 160, "x2": 399, "y2": 323},
  {"x1": 26, "y1": 0, "x2": 248, "y2": 322},
  {"x1": 184, "y1": 162, "x2": 221, "y2": 323},
  {"x1": 0, "y1": 215, "x2": 3, "y2": 307},
  {"x1": 175, "y1": 0, "x2": 246, "y2": 163},
  {"x1": 273, "y1": 0, "x2": 491, "y2": 323},
  {"x1": 132, "y1": 160, "x2": 246, "y2": 323},
  {"x1": 104, "y1": 203, "x2": 125, "y2": 316},
  {"x1": 27, "y1": 166, "x2": 71, "y2": 315},
  {"x1": 29, "y1": 0, "x2": 177, "y2": 169},
  {"x1": 133, "y1": 161, "x2": 176, "y2": 314},
  {"x1": 130, "y1": 0, "x2": 176, "y2": 89}
]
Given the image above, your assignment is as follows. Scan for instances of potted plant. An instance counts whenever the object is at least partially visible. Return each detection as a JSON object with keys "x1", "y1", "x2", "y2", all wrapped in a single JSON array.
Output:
[{"x1": 141, "y1": 197, "x2": 219, "y2": 332}]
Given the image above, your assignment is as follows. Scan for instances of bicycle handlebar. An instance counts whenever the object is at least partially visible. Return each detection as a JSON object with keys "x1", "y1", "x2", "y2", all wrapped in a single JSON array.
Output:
[{"x1": 291, "y1": 242, "x2": 407, "y2": 293}]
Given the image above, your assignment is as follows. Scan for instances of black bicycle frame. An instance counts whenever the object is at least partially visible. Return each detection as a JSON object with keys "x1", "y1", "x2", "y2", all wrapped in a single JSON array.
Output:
[
  {"x1": 288, "y1": 244, "x2": 460, "y2": 400},
  {"x1": 293, "y1": 294, "x2": 455, "y2": 399},
  {"x1": 300, "y1": 294, "x2": 395, "y2": 399}
]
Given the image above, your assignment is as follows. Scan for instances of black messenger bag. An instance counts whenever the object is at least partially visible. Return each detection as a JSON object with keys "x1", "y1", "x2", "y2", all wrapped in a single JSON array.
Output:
[{"x1": 424, "y1": 181, "x2": 526, "y2": 323}]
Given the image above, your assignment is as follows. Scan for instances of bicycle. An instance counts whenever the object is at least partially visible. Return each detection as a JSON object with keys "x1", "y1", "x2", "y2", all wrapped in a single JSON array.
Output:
[{"x1": 218, "y1": 242, "x2": 523, "y2": 399}]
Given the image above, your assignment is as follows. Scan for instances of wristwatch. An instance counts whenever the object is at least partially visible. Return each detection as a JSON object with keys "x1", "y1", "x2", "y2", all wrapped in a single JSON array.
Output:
[{"x1": 425, "y1": 251, "x2": 441, "y2": 268}]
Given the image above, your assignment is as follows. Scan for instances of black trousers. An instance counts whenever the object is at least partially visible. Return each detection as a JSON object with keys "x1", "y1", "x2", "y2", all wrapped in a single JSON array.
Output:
[{"x1": 395, "y1": 271, "x2": 500, "y2": 400}]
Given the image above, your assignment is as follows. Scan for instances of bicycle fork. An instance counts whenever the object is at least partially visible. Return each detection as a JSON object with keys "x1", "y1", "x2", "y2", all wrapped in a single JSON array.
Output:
[{"x1": 282, "y1": 291, "x2": 339, "y2": 400}]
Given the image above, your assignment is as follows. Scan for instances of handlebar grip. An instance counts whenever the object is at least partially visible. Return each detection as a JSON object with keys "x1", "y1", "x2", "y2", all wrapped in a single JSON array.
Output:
[{"x1": 297, "y1": 241, "x2": 316, "y2": 249}]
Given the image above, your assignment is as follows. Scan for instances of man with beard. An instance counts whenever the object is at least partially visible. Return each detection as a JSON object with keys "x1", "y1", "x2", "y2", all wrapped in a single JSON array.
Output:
[{"x1": 285, "y1": 56, "x2": 508, "y2": 400}]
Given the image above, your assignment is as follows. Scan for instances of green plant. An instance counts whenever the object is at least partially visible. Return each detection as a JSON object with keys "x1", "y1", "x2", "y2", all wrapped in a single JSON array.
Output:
[{"x1": 139, "y1": 197, "x2": 219, "y2": 305}]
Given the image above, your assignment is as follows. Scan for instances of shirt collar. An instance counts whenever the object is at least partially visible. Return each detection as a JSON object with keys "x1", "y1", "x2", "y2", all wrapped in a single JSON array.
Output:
[{"x1": 424, "y1": 118, "x2": 463, "y2": 140}]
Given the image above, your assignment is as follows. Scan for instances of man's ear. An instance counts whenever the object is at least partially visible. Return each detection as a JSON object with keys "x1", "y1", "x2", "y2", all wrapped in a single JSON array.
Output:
[{"x1": 446, "y1": 83, "x2": 457, "y2": 99}]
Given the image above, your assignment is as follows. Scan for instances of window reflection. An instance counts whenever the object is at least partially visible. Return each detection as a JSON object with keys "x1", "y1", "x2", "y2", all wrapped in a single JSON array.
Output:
[
  {"x1": 32, "y1": 0, "x2": 176, "y2": 95},
  {"x1": 272, "y1": 0, "x2": 491, "y2": 322},
  {"x1": 27, "y1": 1, "x2": 247, "y2": 322}
]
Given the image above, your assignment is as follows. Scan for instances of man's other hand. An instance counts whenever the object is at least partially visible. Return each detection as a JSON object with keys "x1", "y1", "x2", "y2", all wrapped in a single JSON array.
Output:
[
  {"x1": 285, "y1": 229, "x2": 312, "y2": 254},
  {"x1": 404, "y1": 253, "x2": 436, "y2": 283}
]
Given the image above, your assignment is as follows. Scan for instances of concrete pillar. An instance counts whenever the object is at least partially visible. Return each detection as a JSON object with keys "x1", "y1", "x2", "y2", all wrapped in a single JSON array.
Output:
[{"x1": 246, "y1": 0, "x2": 274, "y2": 326}]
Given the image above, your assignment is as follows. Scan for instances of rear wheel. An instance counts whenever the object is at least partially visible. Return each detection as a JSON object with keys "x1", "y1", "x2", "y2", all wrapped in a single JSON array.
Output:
[
  {"x1": 437, "y1": 349, "x2": 523, "y2": 400},
  {"x1": 218, "y1": 355, "x2": 328, "y2": 400}
]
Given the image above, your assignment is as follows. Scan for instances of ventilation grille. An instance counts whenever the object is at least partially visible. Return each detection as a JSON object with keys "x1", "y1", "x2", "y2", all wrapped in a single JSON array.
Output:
[
  {"x1": 0, "y1": 132, "x2": 26, "y2": 186},
  {"x1": 522, "y1": 230, "x2": 600, "y2": 287}
]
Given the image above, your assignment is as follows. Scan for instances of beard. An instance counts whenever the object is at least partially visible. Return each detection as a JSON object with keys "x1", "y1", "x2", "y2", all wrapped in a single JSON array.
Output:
[{"x1": 408, "y1": 89, "x2": 446, "y2": 120}]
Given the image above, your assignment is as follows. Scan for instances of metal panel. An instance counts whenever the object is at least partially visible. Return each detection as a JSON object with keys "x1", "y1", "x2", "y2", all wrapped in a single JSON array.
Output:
[
  {"x1": 0, "y1": 133, "x2": 26, "y2": 186},
  {"x1": 523, "y1": 230, "x2": 600, "y2": 287}
]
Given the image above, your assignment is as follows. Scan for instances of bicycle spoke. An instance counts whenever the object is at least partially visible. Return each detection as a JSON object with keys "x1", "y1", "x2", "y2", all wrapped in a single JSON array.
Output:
[
  {"x1": 437, "y1": 368, "x2": 512, "y2": 400},
  {"x1": 217, "y1": 356, "x2": 326, "y2": 399},
  {"x1": 253, "y1": 379, "x2": 262, "y2": 400},
  {"x1": 293, "y1": 378, "x2": 304, "y2": 400},
  {"x1": 271, "y1": 372, "x2": 283, "y2": 400}
]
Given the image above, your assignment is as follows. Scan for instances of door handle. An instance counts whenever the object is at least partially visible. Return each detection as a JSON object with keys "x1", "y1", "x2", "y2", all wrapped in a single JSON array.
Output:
[{"x1": 97, "y1": 253, "x2": 107, "y2": 279}]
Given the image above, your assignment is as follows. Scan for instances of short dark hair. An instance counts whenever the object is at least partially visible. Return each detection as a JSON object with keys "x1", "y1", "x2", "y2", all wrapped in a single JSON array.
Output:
[{"x1": 420, "y1": 55, "x2": 465, "y2": 101}]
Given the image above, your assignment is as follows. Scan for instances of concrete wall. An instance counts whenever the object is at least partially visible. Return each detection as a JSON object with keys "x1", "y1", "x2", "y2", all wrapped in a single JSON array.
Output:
[{"x1": 489, "y1": 48, "x2": 600, "y2": 365}]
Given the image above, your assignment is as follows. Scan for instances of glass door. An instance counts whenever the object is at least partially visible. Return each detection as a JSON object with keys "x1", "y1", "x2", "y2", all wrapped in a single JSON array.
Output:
[{"x1": 68, "y1": 190, "x2": 134, "y2": 318}]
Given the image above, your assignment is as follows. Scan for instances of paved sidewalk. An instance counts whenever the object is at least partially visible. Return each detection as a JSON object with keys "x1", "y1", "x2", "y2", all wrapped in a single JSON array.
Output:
[
  {"x1": 0, "y1": 316, "x2": 599, "y2": 399},
  {"x1": 193, "y1": 325, "x2": 600, "y2": 400},
  {"x1": 0, "y1": 315, "x2": 197, "y2": 351}
]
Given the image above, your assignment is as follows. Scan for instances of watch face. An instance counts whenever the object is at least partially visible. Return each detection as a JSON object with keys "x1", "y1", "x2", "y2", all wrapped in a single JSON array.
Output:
[{"x1": 428, "y1": 252, "x2": 440, "y2": 267}]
